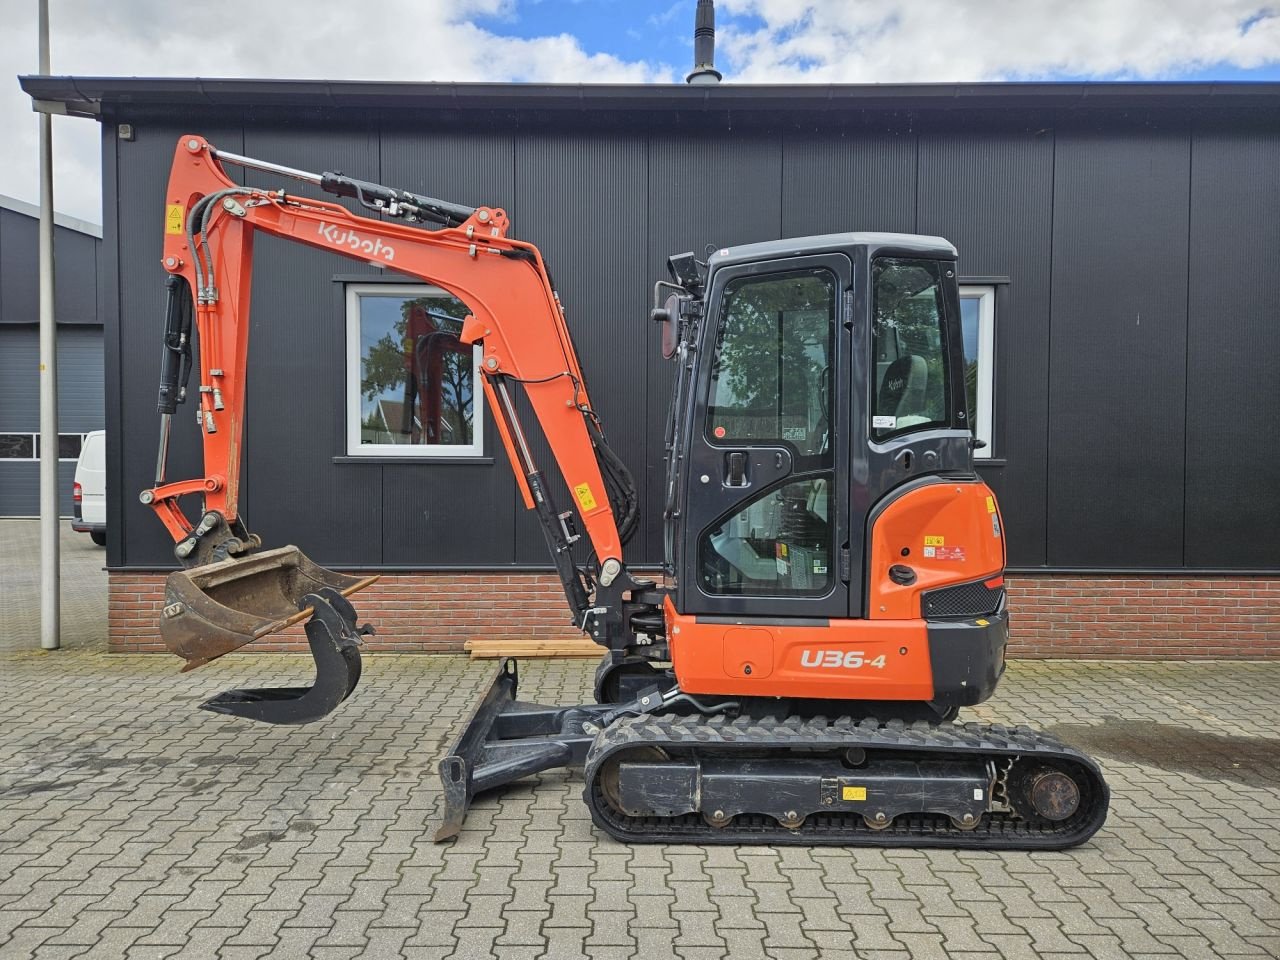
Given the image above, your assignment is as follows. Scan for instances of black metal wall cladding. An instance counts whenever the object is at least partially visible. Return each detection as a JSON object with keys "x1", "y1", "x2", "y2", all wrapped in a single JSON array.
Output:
[{"x1": 51, "y1": 77, "x2": 1277, "y2": 573}]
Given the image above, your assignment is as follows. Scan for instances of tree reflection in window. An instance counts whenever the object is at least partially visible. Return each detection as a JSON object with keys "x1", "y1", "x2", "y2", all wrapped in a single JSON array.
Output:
[
  {"x1": 871, "y1": 259, "x2": 950, "y2": 440},
  {"x1": 706, "y1": 269, "x2": 835, "y2": 463},
  {"x1": 358, "y1": 294, "x2": 475, "y2": 447}
]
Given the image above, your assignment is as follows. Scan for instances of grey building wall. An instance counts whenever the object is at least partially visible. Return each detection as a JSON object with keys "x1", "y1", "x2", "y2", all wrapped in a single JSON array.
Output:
[
  {"x1": 79, "y1": 86, "x2": 1279, "y2": 573},
  {"x1": 0, "y1": 200, "x2": 104, "y2": 517}
]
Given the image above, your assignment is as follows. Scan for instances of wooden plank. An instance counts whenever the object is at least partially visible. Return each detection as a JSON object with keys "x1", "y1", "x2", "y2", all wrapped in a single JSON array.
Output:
[
  {"x1": 465, "y1": 636, "x2": 601, "y2": 659},
  {"x1": 465, "y1": 644, "x2": 599, "y2": 652},
  {"x1": 467, "y1": 648, "x2": 600, "y2": 659}
]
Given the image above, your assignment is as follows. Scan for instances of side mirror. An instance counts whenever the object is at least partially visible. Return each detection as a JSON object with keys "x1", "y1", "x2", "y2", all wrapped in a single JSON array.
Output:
[{"x1": 652, "y1": 292, "x2": 681, "y2": 360}]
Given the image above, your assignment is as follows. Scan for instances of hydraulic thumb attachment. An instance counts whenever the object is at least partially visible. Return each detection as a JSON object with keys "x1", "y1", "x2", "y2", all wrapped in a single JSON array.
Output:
[
  {"x1": 159, "y1": 544, "x2": 377, "y2": 725},
  {"x1": 198, "y1": 586, "x2": 370, "y2": 725}
]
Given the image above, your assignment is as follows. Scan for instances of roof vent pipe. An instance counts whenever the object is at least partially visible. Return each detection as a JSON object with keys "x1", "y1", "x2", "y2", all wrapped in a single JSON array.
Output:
[{"x1": 686, "y1": 0, "x2": 723, "y2": 84}]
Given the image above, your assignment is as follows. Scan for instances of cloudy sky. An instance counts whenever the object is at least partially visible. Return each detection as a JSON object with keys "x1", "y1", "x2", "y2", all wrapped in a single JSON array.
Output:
[{"x1": 3, "y1": 0, "x2": 1279, "y2": 223}]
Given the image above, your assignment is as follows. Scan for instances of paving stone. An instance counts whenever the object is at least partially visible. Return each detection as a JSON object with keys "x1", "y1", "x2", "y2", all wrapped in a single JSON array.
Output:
[{"x1": 2, "y1": 536, "x2": 1280, "y2": 960}]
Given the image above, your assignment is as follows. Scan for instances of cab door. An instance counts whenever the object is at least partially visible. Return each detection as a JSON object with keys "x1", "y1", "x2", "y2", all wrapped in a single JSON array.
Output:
[{"x1": 678, "y1": 254, "x2": 851, "y2": 619}]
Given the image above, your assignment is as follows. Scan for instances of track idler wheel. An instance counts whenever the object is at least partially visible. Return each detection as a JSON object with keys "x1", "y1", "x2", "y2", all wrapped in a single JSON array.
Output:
[{"x1": 1012, "y1": 765, "x2": 1082, "y2": 822}]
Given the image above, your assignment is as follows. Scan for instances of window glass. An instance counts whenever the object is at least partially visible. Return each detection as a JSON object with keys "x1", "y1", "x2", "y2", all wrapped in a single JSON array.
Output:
[
  {"x1": 699, "y1": 475, "x2": 833, "y2": 597},
  {"x1": 0, "y1": 435, "x2": 34, "y2": 459},
  {"x1": 959, "y1": 286, "x2": 995, "y2": 458},
  {"x1": 871, "y1": 259, "x2": 949, "y2": 441},
  {"x1": 960, "y1": 296, "x2": 980, "y2": 423},
  {"x1": 58, "y1": 435, "x2": 84, "y2": 460},
  {"x1": 0, "y1": 434, "x2": 89, "y2": 460},
  {"x1": 707, "y1": 269, "x2": 835, "y2": 461},
  {"x1": 347, "y1": 286, "x2": 483, "y2": 457}
]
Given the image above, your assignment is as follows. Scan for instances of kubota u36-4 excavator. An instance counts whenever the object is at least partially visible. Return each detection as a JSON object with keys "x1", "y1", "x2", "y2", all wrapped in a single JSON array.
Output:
[{"x1": 147, "y1": 135, "x2": 1108, "y2": 848}]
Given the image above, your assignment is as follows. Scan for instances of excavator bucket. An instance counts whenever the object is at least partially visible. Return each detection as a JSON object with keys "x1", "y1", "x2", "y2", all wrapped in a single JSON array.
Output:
[{"x1": 160, "y1": 546, "x2": 377, "y2": 724}]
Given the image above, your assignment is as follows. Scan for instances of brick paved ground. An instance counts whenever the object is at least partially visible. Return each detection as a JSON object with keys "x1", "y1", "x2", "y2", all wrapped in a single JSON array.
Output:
[
  {"x1": 0, "y1": 520, "x2": 107, "y2": 654},
  {"x1": 2, "y1": 524, "x2": 1279, "y2": 958}
]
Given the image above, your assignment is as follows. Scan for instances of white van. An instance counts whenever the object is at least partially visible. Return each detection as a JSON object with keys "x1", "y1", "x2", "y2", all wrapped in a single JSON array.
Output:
[{"x1": 73, "y1": 430, "x2": 107, "y2": 546}]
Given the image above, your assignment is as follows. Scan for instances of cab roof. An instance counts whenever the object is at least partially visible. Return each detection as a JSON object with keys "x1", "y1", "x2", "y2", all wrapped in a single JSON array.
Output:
[{"x1": 707, "y1": 233, "x2": 957, "y2": 271}]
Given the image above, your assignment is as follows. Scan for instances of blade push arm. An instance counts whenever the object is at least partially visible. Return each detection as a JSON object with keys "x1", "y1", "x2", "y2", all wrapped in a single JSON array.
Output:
[{"x1": 151, "y1": 135, "x2": 632, "y2": 616}]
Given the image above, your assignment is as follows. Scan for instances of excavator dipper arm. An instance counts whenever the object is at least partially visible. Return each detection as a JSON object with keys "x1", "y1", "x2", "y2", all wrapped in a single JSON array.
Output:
[{"x1": 149, "y1": 136, "x2": 645, "y2": 721}]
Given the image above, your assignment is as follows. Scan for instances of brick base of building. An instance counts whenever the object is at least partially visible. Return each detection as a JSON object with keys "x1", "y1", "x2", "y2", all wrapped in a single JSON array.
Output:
[{"x1": 108, "y1": 571, "x2": 1280, "y2": 658}]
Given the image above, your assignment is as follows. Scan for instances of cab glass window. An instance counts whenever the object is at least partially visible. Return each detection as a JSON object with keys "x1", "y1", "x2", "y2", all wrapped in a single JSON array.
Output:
[
  {"x1": 871, "y1": 258, "x2": 950, "y2": 441},
  {"x1": 706, "y1": 269, "x2": 835, "y2": 462},
  {"x1": 699, "y1": 475, "x2": 833, "y2": 597}
]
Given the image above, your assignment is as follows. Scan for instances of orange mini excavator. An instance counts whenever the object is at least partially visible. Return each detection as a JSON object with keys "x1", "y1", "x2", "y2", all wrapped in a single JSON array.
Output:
[{"x1": 147, "y1": 135, "x2": 1108, "y2": 848}]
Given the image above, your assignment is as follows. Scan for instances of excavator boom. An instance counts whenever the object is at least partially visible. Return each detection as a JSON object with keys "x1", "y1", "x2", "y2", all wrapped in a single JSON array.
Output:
[{"x1": 149, "y1": 136, "x2": 643, "y2": 721}]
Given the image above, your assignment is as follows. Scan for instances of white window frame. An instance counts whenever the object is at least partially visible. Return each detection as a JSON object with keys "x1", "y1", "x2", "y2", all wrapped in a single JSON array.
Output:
[
  {"x1": 0, "y1": 432, "x2": 90, "y2": 462},
  {"x1": 345, "y1": 283, "x2": 484, "y2": 458},
  {"x1": 958, "y1": 285, "x2": 995, "y2": 459}
]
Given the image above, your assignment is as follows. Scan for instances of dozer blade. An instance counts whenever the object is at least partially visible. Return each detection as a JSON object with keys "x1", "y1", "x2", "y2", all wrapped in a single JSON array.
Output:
[
  {"x1": 161, "y1": 545, "x2": 376, "y2": 669},
  {"x1": 199, "y1": 587, "x2": 368, "y2": 725},
  {"x1": 435, "y1": 659, "x2": 610, "y2": 841}
]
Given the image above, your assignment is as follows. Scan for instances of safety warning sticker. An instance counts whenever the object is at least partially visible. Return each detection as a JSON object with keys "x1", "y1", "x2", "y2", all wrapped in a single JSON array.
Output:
[
  {"x1": 573, "y1": 483, "x2": 597, "y2": 512},
  {"x1": 165, "y1": 203, "x2": 184, "y2": 235}
]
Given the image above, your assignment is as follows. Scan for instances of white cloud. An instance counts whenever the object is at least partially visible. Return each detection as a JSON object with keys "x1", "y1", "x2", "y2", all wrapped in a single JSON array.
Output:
[
  {"x1": 0, "y1": 0, "x2": 675, "y2": 222},
  {"x1": 717, "y1": 1, "x2": 1280, "y2": 82},
  {"x1": 3, "y1": 0, "x2": 1279, "y2": 224}
]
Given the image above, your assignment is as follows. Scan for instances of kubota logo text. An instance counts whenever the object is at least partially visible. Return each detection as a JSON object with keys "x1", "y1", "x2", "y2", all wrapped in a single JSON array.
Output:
[
  {"x1": 318, "y1": 222, "x2": 395, "y2": 261},
  {"x1": 800, "y1": 650, "x2": 887, "y2": 669}
]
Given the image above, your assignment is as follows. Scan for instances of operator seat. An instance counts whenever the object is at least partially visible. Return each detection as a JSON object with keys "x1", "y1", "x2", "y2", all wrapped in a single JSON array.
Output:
[{"x1": 877, "y1": 354, "x2": 928, "y2": 421}]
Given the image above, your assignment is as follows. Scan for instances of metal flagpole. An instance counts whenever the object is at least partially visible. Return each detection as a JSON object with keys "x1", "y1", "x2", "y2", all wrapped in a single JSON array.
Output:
[{"x1": 38, "y1": 0, "x2": 60, "y2": 650}]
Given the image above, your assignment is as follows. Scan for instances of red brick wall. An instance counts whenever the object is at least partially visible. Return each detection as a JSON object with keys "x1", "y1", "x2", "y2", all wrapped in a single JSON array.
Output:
[
  {"x1": 107, "y1": 571, "x2": 583, "y2": 654},
  {"x1": 108, "y1": 570, "x2": 1280, "y2": 658},
  {"x1": 1006, "y1": 575, "x2": 1280, "y2": 658}
]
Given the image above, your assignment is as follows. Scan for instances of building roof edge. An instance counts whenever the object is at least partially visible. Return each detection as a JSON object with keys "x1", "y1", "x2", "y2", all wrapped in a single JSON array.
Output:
[
  {"x1": 0, "y1": 193, "x2": 102, "y2": 238},
  {"x1": 18, "y1": 76, "x2": 1280, "y2": 120}
]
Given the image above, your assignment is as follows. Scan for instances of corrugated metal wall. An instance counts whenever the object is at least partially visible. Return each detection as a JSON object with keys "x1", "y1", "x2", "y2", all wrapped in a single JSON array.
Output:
[
  {"x1": 0, "y1": 326, "x2": 105, "y2": 516},
  {"x1": 0, "y1": 205, "x2": 99, "y2": 326},
  {"x1": 0, "y1": 202, "x2": 103, "y2": 518},
  {"x1": 102, "y1": 103, "x2": 1280, "y2": 572}
]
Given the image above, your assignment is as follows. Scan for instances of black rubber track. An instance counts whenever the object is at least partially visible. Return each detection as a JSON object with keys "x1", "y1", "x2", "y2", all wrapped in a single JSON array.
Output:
[{"x1": 583, "y1": 714, "x2": 1109, "y2": 849}]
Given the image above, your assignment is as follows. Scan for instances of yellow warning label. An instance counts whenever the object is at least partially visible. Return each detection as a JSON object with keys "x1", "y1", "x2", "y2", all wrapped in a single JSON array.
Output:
[
  {"x1": 924, "y1": 535, "x2": 945, "y2": 547},
  {"x1": 986, "y1": 496, "x2": 996, "y2": 514},
  {"x1": 842, "y1": 786, "x2": 867, "y2": 802},
  {"x1": 573, "y1": 482, "x2": 597, "y2": 512},
  {"x1": 165, "y1": 203, "x2": 184, "y2": 235}
]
